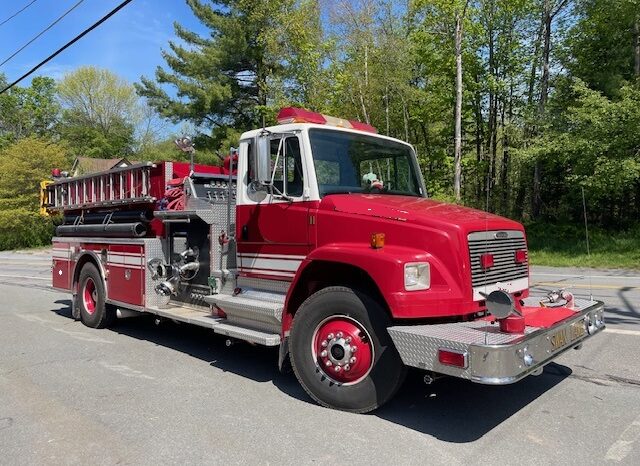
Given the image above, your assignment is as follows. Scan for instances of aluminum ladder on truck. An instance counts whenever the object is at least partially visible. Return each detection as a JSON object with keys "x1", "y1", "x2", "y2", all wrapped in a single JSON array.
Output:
[{"x1": 41, "y1": 162, "x2": 157, "y2": 213}]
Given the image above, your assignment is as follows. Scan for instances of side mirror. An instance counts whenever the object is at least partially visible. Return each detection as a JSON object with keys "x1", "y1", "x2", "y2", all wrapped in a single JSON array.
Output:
[{"x1": 254, "y1": 135, "x2": 272, "y2": 186}]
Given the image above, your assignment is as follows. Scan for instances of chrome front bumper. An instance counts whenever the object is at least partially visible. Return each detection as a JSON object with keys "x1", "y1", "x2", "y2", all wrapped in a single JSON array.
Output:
[{"x1": 388, "y1": 299, "x2": 605, "y2": 384}]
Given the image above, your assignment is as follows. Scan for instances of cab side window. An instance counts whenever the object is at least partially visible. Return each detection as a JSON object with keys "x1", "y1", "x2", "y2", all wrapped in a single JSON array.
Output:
[{"x1": 269, "y1": 136, "x2": 304, "y2": 197}]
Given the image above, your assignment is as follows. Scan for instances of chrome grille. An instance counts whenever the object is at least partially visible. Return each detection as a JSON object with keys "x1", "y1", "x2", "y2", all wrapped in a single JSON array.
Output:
[{"x1": 468, "y1": 230, "x2": 528, "y2": 288}]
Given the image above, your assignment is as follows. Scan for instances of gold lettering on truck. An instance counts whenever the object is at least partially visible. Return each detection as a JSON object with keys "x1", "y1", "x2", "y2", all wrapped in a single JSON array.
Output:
[{"x1": 550, "y1": 322, "x2": 586, "y2": 351}]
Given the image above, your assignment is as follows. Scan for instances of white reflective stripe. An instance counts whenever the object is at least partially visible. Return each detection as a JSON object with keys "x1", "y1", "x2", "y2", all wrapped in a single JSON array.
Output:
[
  {"x1": 472, "y1": 276, "x2": 529, "y2": 301},
  {"x1": 239, "y1": 256, "x2": 301, "y2": 272},
  {"x1": 107, "y1": 254, "x2": 144, "y2": 266},
  {"x1": 238, "y1": 253, "x2": 306, "y2": 261},
  {"x1": 240, "y1": 269, "x2": 295, "y2": 278},
  {"x1": 108, "y1": 263, "x2": 144, "y2": 270}
]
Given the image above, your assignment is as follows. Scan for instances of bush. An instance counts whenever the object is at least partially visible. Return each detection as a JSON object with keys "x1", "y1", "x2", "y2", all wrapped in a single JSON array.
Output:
[{"x1": 0, "y1": 209, "x2": 58, "y2": 250}]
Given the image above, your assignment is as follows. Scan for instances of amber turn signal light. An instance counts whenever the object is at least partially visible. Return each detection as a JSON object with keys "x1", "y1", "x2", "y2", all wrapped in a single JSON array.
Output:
[{"x1": 371, "y1": 232, "x2": 385, "y2": 249}]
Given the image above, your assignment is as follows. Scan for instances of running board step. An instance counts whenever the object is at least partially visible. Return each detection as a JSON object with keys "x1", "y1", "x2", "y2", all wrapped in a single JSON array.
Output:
[
  {"x1": 203, "y1": 290, "x2": 285, "y2": 330},
  {"x1": 145, "y1": 305, "x2": 281, "y2": 346},
  {"x1": 213, "y1": 323, "x2": 280, "y2": 346},
  {"x1": 148, "y1": 306, "x2": 224, "y2": 329}
]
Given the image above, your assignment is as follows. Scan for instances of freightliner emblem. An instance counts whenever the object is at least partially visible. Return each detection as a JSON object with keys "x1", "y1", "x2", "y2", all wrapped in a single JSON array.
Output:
[{"x1": 494, "y1": 231, "x2": 508, "y2": 239}]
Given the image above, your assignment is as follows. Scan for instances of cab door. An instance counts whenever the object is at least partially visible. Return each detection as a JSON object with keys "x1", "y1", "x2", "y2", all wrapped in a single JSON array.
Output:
[{"x1": 236, "y1": 135, "x2": 313, "y2": 281}]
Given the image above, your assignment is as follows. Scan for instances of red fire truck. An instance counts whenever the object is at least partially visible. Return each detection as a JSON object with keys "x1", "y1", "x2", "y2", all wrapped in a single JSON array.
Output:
[{"x1": 42, "y1": 107, "x2": 604, "y2": 413}]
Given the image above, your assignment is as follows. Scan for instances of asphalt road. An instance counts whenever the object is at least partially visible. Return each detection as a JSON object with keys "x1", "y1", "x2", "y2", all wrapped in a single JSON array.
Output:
[{"x1": 1, "y1": 249, "x2": 639, "y2": 465}]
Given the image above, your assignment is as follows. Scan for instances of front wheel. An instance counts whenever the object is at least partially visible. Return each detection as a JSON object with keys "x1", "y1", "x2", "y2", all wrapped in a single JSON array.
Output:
[{"x1": 289, "y1": 286, "x2": 406, "y2": 413}]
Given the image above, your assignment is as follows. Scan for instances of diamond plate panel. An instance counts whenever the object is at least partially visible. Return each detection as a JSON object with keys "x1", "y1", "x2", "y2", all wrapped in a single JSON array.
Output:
[
  {"x1": 389, "y1": 300, "x2": 605, "y2": 381},
  {"x1": 390, "y1": 320, "x2": 536, "y2": 346},
  {"x1": 237, "y1": 276, "x2": 291, "y2": 294},
  {"x1": 143, "y1": 237, "x2": 169, "y2": 308},
  {"x1": 204, "y1": 293, "x2": 283, "y2": 329},
  {"x1": 387, "y1": 329, "x2": 473, "y2": 378},
  {"x1": 388, "y1": 319, "x2": 538, "y2": 378},
  {"x1": 241, "y1": 288, "x2": 286, "y2": 304}
]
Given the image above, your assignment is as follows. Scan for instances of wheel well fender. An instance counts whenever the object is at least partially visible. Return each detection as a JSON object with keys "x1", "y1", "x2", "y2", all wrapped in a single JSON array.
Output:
[
  {"x1": 281, "y1": 243, "x2": 428, "y2": 334},
  {"x1": 282, "y1": 261, "x2": 384, "y2": 334},
  {"x1": 72, "y1": 251, "x2": 106, "y2": 294}
]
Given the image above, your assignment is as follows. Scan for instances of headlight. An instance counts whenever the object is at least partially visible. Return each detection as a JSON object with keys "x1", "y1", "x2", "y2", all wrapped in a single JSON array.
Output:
[{"x1": 404, "y1": 262, "x2": 430, "y2": 291}]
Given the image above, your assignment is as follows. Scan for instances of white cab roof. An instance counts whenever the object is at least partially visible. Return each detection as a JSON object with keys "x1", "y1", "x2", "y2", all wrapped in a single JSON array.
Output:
[{"x1": 240, "y1": 123, "x2": 414, "y2": 149}]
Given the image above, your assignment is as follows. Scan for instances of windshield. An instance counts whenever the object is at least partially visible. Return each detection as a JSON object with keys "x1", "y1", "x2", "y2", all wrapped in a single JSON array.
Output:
[{"x1": 309, "y1": 128, "x2": 423, "y2": 197}]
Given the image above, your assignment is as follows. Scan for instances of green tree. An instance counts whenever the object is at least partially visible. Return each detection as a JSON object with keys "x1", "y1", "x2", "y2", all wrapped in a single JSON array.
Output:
[
  {"x1": 57, "y1": 66, "x2": 138, "y2": 158},
  {"x1": 518, "y1": 80, "x2": 640, "y2": 224},
  {"x1": 0, "y1": 75, "x2": 59, "y2": 147},
  {"x1": 0, "y1": 137, "x2": 69, "y2": 250},
  {"x1": 567, "y1": 0, "x2": 640, "y2": 97},
  {"x1": 136, "y1": 0, "x2": 324, "y2": 150},
  {"x1": 0, "y1": 137, "x2": 69, "y2": 210}
]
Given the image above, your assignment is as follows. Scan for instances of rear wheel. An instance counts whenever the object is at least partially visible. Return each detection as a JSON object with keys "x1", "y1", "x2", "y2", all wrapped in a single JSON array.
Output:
[
  {"x1": 289, "y1": 286, "x2": 406, "y2": 413},
  {"x1": 77, "y1": 263, "x2": 114, "y2": 328}
]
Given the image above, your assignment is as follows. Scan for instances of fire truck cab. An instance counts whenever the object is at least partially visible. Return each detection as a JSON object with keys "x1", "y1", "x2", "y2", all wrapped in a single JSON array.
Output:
[{"x1": 44, "y1": 107, "x2": 605, "y2": 413}]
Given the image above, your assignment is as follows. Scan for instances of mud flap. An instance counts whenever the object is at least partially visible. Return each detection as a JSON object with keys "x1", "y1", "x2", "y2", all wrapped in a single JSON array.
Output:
[
  {"x1": 71, "y1": 293, "x2": 81, "y2": 320},
  {"x1": 278, "y1": 336, "x2": 292, "y2": 373}
]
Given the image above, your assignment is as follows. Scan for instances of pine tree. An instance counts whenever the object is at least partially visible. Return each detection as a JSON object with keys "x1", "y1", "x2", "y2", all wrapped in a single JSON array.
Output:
[{"x1": 136, "y1": 0, "x2": 324, "y2": 149}]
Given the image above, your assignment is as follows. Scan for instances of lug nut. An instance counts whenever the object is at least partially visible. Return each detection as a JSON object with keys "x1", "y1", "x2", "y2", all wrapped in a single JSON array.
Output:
[
  {"x1": 325, "y1": 360, "x2": 332, "y2": 367},
  {"x1": 336, "y1": 332, "x2": 343, "y2": 338},
  {"x1": 327, "y1": 333, "x2": 334, "y2": 340},
  {"x1": 320, "y1": 350, "x2": 327, "y2": 358},
  {"x1": 334, "y1": 366, "x2": 341, "y2": 372},
  {"x1": 321, "y1": 340, "x2": 328, "y2": 348},
  {"x1": 344, "y1": 364, "x2": 350, "y2": 371},
  {"x1": 351, "y1": 346, "x2": 357, "y2": 353},
  {"x1": 350, "y1": 357, "x2": 356, "y2": 364},
  {"x1": 345, "y1": 337, "x2": 351, "y2": 343}
]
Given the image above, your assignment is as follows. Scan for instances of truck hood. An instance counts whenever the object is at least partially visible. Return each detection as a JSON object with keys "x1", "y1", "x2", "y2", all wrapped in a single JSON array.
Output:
[{"x1": 320, "y1": 194, "x2": 523, "y2": 232}]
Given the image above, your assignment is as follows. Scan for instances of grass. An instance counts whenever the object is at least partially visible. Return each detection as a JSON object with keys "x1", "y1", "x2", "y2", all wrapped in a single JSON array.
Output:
[{"x1": 525, "y1": 223, "x2": 640, "y2": 269}]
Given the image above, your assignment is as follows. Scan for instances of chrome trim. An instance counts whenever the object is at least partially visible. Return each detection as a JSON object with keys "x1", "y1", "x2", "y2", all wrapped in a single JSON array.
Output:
[
  {"x1": 107, "y1": 299, "x2": 145, "y2": 313},
  {"x1": 53, "y1": 236, "x2": 147, "y2": 245},
  {"x1": 388, "y1": 300, "x2": 605, "y2": 384},
  {"x1": 469, "y1": 301, "x2": 605, "y2": 384}
]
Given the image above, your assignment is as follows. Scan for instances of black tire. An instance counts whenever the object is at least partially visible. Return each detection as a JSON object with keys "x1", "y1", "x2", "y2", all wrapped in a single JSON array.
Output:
[
  {"x1": 77, "y1": 263, "x2": 115, "y2": 329},
  {"x1": 289, "y1": 286, "x2": 406, "y2": 413}
]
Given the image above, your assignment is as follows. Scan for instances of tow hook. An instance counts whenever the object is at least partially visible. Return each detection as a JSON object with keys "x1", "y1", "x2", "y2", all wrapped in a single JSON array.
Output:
[
  {"x1": 530, "y1": 367, "x2": 544, "y2": 376},
  {"x1": 423, "y1": 372, "x2": 441, "y2": 385}
]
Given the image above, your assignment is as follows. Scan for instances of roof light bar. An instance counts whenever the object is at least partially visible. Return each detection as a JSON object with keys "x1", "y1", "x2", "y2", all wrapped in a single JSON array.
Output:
[{"x1": 276, "y1": 107, "x2": 378, "y2": 134}]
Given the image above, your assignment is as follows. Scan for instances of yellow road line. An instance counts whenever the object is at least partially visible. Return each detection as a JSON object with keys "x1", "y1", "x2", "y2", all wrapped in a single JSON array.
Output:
[
  {"x1": 533, "y1": 282, "x2": 639, "y2": 291},
  {"x1": 605, "y1": 328, "x2": 640, "y2": 337}
]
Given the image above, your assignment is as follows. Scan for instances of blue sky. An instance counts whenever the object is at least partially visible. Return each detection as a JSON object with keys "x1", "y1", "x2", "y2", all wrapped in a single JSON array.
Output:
[{"x1": 0, "y1": 0, "x2": 205, "y2": 86}]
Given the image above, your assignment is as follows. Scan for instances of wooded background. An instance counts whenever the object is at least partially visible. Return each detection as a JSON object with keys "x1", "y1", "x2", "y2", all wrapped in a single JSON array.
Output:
[{"x1": 1, "y1": 0, "x2": 639, "y2": 250}]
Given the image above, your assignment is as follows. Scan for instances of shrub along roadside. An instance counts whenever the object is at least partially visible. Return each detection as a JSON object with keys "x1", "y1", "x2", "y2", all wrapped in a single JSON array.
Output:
[
  {"x1": 0, "y1": 209, "x2": 58, "y2": 251},
  {"x1": 526, "y1": 223, "x2": 640, "y2": 269}
]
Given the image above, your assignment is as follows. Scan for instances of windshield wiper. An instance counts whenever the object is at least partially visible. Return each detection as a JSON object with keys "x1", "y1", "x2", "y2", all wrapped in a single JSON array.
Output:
[{"x1": 322, "y1": 189, "x2": 358, "y2": 196}]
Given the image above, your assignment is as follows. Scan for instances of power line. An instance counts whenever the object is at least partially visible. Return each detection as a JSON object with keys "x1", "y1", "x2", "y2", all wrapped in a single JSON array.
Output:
[
  {"x1": 0, "y1": 0, "x2": 134, "y2": 95},
  {"x1": 0, "y1": 0, "x2": 40, "y2": 28},
  {"x1": 0, "y1": 0, "x2": 86, "y2": 68}
]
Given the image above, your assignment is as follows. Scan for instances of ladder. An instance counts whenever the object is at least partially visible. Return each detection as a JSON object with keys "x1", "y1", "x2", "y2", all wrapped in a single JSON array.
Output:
[{"x1": 42, "y1": 162, "x2": 157, "y2": 213}]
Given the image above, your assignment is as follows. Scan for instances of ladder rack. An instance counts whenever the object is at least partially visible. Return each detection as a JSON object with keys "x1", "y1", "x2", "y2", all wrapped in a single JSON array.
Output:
[{"x1": 42, "y1": 162, "x2": 157, "y2": 212}]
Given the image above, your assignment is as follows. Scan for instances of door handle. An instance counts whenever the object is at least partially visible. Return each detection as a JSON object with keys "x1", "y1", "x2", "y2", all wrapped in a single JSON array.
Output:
[{"x1": 241, "y1": 224, "x2": 248, "y2": 241}]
